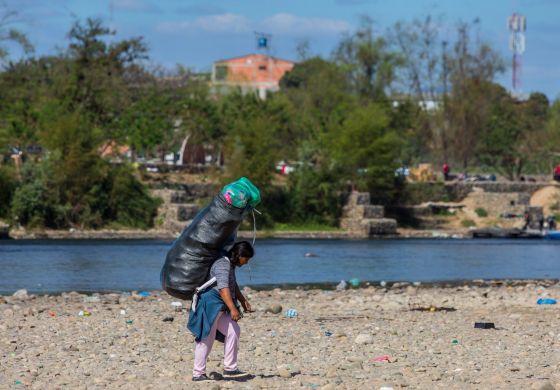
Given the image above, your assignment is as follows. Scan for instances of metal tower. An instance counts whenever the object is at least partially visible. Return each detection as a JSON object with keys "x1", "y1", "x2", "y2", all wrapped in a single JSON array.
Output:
[{"x1": 508, "y1": 13, "x2": 526, "y2": 94}]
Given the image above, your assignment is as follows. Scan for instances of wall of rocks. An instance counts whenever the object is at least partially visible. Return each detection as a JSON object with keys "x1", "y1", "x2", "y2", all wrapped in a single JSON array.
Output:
[
  {"x1": 447, "y1": 182, "x2": 559, "y2": 201},
  {"x1": 150, "y1": 183, "x2": 215, "y2": 234},
  {"x1": 340, "y1": 192, "x2": 397, "y2": 237}
]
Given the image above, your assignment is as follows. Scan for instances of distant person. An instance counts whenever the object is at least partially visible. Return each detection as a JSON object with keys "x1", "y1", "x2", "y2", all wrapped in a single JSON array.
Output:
[
  {"x1": 538, "y1": 215, "x2": 545, "y2": 231},
  {"x1": 547, "y1": 215, "x2": 557, "y2": 230},
  {"x1": 523, "y1": 211, "x2": 530, "y2": 230},
  {"x1": 442, "y1": 163, "x2": 450, "y2": 181},
  {"x1": 188, "y1": 241, "x2": 255, "y2": 382},
  {"x1": 554, "y1": 164, "x2": 560, "y2": 182}
]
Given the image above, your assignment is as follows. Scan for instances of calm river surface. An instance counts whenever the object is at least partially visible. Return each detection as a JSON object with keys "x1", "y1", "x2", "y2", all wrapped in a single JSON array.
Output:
[{"x1": 0, "y1": 238, "x2": 559, "y2": 294}]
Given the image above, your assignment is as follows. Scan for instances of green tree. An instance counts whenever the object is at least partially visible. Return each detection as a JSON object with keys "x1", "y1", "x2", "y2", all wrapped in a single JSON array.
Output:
[
  {"x1": 333, "y1": 17, "x2": 402, "y2": 101},
  {"x1": 219, "y1": 92, "x2": 282, "y2": 190},
  {"x1": 0, "y1": 5, "x2": 33, "y2": 63},
  {"x1": 0, "y1": 166, "x2": 16, "y2": 218},
  {"x1": 119, "y1": 86, "x2": 174, "y2": 160},
  {"x1": 446, "y1": 20, "x2": 505, "y2": 169},
  {"x1": 328, "y1": 103, "x2": 404, "y2": 202},
  {"x1": 63, "y1": 18, "x2": 148, "y2": 134},
  {"x1": 287, "y1": 166, "x2": 343, "y2": 226},
  {"x1": 542, "y1": 98, "x2": 560, "y2": 173},
  {"x1": 279, "y1": 57, "x2": 356, "y2": 164},
  {"x1": 476, "y1": 86, "x2": 522, "y2": 180}
]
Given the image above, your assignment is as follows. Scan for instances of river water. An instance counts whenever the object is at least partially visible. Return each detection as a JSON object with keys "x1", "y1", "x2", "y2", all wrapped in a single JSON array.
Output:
[{"x1": 0, "y1": 238, "x2": 558, "y2": 295}]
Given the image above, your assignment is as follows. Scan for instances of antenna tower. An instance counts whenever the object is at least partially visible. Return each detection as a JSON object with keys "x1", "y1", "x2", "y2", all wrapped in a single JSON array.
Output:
[{"x1": 508, "y1": 13, "x2": 526, "y2": 95}]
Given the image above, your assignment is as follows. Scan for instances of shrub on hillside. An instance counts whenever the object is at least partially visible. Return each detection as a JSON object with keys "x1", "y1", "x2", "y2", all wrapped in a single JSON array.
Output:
[
  {"x1": 11, "y1": 154, "x2": 161, "y2": 229},
  {"x1": 287, "y1": 166, "x2": 343, "y2": 226},
  {"x1": 107, "y1": 165, "x2": 162, "y2": 229},
  {"x1": 475, "y1": 207, "x2": 488, "y2": 217},
  {"x1": 0, "y1": 166, "x2": 17, "y2": 219}
]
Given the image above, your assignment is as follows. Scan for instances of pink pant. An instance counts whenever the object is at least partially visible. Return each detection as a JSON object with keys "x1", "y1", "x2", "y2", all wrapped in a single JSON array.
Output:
[{"x1": 193, "y1": 311, "x2": 240, "y2": 377}]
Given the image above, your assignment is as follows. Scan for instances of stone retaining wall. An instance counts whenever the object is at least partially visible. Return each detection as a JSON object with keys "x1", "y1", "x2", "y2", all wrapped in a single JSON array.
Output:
[
  {"x1": 340, "y1": 192, "x2": 397, "y2": 237},
  {"x1": 446, "y1": 182, "x2": 559, "y2": 201},
  {"x1": 151, "y1": 184, "x2": 214, "y2": 234}
]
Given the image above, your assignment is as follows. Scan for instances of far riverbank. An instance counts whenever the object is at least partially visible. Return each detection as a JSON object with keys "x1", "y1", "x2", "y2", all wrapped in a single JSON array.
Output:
[{"x1": 3, "y1": 227, "x2": 470, "y2": 240}]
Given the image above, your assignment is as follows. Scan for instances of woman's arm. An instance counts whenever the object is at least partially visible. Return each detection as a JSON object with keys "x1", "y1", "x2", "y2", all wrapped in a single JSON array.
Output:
[
  {"x1": 235, "y1": 283, "x2": 253, "y2": 312},
  {"x1": 219, "y1": 287, "x2": 241, "y2": 321}
]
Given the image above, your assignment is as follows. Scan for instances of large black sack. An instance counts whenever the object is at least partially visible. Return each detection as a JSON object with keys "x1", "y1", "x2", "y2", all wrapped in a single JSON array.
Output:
[{"x1": 161, "y1": 194, "x2": 251, "y2": 300}]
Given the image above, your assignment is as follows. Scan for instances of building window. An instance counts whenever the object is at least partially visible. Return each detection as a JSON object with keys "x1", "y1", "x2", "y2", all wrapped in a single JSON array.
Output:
[
  {"x1": 215, "y1": 65, "x2": 228, "y2": 81},
  {"x1": 258, "y1": 65, "x2": 267, "y2": 71}
]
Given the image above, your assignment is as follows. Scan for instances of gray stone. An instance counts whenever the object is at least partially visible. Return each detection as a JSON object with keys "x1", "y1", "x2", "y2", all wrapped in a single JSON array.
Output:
[
  {"x1": 13, "y1": 289, "x2": 29, "y2": 300},
  {"x1": 354, "y1": 334, "x2": 373, "y2": 345},
  {"x1": 531, "y1": 381, "x2": 555, "y2": 390},
  {"x1": 265, "y1": 304, "x2": 282, "y2": 314},
  {"x1": 277, "y1": 365, "x2": 292, "y2": 378}
]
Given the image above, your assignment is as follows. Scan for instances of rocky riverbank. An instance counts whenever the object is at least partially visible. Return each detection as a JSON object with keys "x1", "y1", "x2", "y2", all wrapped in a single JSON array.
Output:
[
  {"x1": 2, "y1": 281, "x2": 559, "y2": 389},
  {"x1": 3, "y1": 226, "x2": 470, "y2": 240}
]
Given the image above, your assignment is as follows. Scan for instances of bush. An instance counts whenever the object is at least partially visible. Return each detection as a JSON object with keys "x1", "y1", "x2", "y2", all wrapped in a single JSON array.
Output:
[
  {"x1": 0, "y1": 166, "x2": 17, "y2": 219},
  {"x1": 11, "y1": 156, "x2": 69, "y2": 228},
  {"x1": 106, "y1": 165, "x2": 162, "y2": 229},
  {"x1": 475, "y1": 208, "x2": 488, "y2": 217},
  {"x1": 394, "y1": 182, "x2": 450, "y2": 205},
  {"x1": 461, "y1": 219, "x2": 476, "y2": 228},
  {"x1": 11, "y1": 155, "x2": 161, "y2": 229},
  {"x1": 286, "y1": 166, "x2": 343, "y2": 226}
]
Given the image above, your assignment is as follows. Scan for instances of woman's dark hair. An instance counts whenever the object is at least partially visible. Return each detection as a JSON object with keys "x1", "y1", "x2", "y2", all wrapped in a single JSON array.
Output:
[{"x1": 227, "y1": 241, "x2": 254, "y2": 265}]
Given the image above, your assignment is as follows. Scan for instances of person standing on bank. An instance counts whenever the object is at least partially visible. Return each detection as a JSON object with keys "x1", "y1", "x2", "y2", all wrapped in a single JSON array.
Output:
[{"x1": 188, "y1": 241, "x2": 255, "y2": 381}]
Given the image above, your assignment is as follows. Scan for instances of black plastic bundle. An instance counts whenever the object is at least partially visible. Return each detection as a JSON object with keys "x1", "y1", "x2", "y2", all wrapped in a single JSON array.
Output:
[{"x1": 161, "y1": 194, "x2": 251, "y2": 300}]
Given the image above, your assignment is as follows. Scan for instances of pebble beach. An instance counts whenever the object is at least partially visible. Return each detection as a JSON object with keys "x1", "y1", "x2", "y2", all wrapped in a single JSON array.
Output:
[{"x1": 1, "y1": 281, "x2": 559, "y2": 390}]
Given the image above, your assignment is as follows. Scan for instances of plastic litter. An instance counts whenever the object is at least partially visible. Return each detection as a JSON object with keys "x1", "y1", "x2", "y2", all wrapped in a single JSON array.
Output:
[
  {"x1": 171, "y1": 301, "x2": 183, "y2": 312},
  {"x1": 48, "y1": 311, "x2": 55, "y2": 317},
  {"x1": 14, "y1": 380, "x2": 22, "y2": 385},
  {"x1": 452, "y1": 339, "x2": 459, "y2": 345},
  {"x1": 537, "y1": 298, "x2": 557, "y2": 305},
  {"x1": 379, "y1": 387, "x2": 394, "y2": 390},
  {"x1": 78, "y1": 310, "x2": 91, "y2": 317},
  {"x1": 285, "y1": 308, "x2": 298, "y2": 318},
  {"x1": 138, "y1": 291, "x2": 151, "y2": 297},
  {"x1": 9, "y1": 352, "x2": 16, "y2": 358},
  {"x1": 163, "y1": 316, "x2": 174, "y2": 322},
  {"x1": 336, "y1": 280, "x2": 347, "y2": 291},
  {"x1": 349, "y1": 278, "x2": 360, "y2": 287},
  {"x1": 380, "y1": 281, "x2": 387, "y2": 287},
  {"x1": 371, "y1": 355, "x2": 391, "y2": 362},
  {"x1": 120, "y1": 309, "x2": 127, "y2": 316},
  {"x1": 474, "y1": 322, "x2": 495, "y2": 329},
  {"x1": 83, "y1": 295, "x2": 100, "y2": 303},
  {"x1": 126, "y1": 320, "x2": 133, "y2": 324},
  {"x1": 324, "y1": 330, "x2": 333, "y2": 337}
]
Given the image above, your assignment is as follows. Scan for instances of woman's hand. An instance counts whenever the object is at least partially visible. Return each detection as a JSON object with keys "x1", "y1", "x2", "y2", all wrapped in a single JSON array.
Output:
[
  {"x1": 241, "y1": 300, "x2": 253, "y2": 313},
  {"x1": 230, "y1": 308, "x2": 241, "y2": 321}
]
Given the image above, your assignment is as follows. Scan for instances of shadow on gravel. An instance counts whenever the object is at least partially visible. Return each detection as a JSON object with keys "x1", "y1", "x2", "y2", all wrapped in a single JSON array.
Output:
[
  {"x1": 207, "y1": 372, "x2": 258, "y2": 382},
  {"x1": 410, "y1": 306, "x2": 457, "y2": 312}
]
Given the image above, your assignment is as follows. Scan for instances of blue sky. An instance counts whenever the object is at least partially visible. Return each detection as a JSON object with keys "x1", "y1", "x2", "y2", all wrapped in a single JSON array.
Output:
[{"x1": 3, "y1": 0, "x2": 560, "y2": 100}]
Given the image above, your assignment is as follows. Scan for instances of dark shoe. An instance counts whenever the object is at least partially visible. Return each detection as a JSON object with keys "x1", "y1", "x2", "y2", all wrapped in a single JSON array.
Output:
[
  {"x1": 192, "y1": 374, "x2": 212, "y2": 382},
  {"x1": 223, "y1": 369, "x2": 249, "y2": 379}
]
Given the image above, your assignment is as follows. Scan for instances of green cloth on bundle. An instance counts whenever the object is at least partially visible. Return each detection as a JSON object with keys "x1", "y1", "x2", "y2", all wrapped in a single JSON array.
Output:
[{"x1": 221, "y1": 177, "x2": 261, "y2": 208}]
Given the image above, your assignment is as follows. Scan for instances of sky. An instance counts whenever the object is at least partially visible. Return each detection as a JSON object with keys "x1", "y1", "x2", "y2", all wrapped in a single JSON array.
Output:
[{"x1": 3, "y1": 0, "x2": 560, "y2": 100}]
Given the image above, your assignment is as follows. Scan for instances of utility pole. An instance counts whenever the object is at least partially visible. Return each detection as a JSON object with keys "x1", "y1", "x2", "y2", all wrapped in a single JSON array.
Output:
[{"x1": 508, "y1": 13, "x2": 526, "y2": 97}]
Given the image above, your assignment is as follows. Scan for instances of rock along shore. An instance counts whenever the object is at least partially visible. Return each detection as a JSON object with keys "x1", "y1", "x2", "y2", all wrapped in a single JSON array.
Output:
[
  {"x1": 5, "y1": 227, "x2": 470, "y2": 240},
  {"x1": 1, "y1": 280, "x2": 559, "y2": 389}
]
